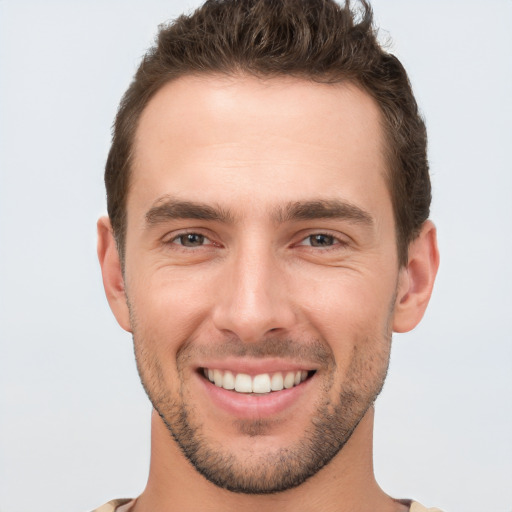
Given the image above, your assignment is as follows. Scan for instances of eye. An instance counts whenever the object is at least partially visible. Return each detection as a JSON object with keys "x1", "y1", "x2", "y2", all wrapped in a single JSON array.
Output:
[
  {"x1": 299, "y1": 233, "x2": 338, "y2": 248},
  {"x1": 171, "y1": 233, "x2": 210, "y2": 247}
]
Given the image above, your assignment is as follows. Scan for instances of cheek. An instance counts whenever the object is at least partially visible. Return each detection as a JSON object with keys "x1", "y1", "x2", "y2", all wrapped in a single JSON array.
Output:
[
  {"x1": 298, "y1": 269, "x2": 394, "y2": 322},
  {"x1": 292, "y1": 268, "x2": 396, "y2": 356},
  {"x1": 127, "y1": 268, "x2": 215, "y2": 353}
]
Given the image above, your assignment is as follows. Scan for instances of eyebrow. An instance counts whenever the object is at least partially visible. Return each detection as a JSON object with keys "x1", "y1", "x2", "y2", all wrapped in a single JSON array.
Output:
[
  {"x1": 274, "y1": 200, "x2": 374, "y2": 226},
  {"x1": 145, "y1": 197, "x2": 235, "y2": 225},
  {"x1": 145, "y1": 196, "x2": 373, "y2": 227}
]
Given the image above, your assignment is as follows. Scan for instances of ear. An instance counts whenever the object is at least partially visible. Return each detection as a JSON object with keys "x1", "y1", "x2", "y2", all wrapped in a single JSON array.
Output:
[
  {"x1": 97, "y1": 216, "x2": 132, "y2": 332},
  {"x1": 393, "y1": 220, "x2": 440, "y2": 333}
]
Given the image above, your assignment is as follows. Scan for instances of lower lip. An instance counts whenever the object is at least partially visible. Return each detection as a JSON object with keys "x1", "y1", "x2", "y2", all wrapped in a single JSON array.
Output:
[{"x1": 197, "y1": 372, "x2": 314, "y2": 419}]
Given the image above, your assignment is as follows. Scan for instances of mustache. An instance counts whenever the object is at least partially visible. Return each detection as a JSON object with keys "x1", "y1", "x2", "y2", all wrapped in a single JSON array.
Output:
[{"x1": 177, "y1": 335, "x2": 336, "y2": 368}]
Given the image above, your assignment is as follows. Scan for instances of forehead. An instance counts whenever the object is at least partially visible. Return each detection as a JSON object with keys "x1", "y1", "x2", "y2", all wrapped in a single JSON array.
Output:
[{"x1": 130, "y1": 74, "x2": 389, "y2": 219}]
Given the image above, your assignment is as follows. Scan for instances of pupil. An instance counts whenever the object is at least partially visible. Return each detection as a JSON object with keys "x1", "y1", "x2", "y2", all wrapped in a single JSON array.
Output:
[
  {"x1": 183, "y1": 234, "x2": 204, "y2": 246},
  {"x1": 311, "y1": 234, "x2": 333, "y2": 247}
]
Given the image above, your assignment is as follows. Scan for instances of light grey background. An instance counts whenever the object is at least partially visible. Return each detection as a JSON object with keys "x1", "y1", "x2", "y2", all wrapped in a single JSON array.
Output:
[{"x1": 1, "y1": 1, "x2": 511, "y2": 511}]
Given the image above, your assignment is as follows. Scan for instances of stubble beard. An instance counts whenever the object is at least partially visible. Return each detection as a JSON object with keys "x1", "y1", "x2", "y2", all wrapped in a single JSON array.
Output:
[{"x1": 131, "y1": 323, "x2": 392, "y2": 495}]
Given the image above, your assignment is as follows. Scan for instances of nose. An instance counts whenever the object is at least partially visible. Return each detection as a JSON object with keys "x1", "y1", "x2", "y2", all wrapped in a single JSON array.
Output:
[{"x1": 212, "y1": 242, "x2": 296, "y2": 343}]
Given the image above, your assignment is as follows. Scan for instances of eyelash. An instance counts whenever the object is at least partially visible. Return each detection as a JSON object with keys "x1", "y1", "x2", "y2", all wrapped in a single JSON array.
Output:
[
  {"x1": 296, "y1": 232, "x2": 348, "y2": 249},
  {"x1": 166, "y1": 231, "x2": 216, "y2": 248}
]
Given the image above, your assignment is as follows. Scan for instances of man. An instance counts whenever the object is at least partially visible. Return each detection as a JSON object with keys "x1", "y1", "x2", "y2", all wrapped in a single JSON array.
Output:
[{"x1": 96, "y1": 0, "x2": 440, "y2": 510}]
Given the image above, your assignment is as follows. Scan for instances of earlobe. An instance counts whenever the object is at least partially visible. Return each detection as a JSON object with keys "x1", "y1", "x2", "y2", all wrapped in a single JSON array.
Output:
[
  {"x1": 97, "y1": 216, "x2": 132, "y2": 332},
  {"x1": 393, "y1": 220, "x2": 440, "y2": 333}
]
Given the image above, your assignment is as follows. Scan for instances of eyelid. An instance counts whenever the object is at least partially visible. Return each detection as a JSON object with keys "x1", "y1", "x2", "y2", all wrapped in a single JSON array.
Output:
[
  {"x1": 162, "y1": 229, "x2": 217, "y2": 247},
  {"x1": 295, "y1": 231, "x2": 350, "y2": 248},
  {"x1": 173, "y1": 234, "x2": 211, "y2": 246}
]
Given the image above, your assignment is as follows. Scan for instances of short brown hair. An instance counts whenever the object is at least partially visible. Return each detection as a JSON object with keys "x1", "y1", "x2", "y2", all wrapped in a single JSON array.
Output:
[{"x1": 105, "y1": 0, "x2": 430, "y2": 267}]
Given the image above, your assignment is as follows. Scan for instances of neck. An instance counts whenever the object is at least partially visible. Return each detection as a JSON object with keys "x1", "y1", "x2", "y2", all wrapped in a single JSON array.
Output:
[{"x1": 132, "y1": 407, "x2": 406, "y2": 512}]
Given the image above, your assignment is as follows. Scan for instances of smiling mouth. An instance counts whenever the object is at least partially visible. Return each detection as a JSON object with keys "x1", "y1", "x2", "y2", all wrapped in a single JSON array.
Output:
[{"x1": 201, "y1": 368, "x2": 315, "y2": 394}]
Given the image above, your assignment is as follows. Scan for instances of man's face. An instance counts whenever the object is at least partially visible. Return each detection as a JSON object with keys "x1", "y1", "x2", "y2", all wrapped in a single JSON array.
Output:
[{"x1": 123, "y1": 75, "x2": 403, "y2": 493}]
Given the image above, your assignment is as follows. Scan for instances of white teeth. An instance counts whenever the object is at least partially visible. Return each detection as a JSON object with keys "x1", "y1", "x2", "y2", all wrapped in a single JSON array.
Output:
[
  {"x1": 270, "y1": 372, "x2": 284, "y2": 391},
  {"x1": 213, "y1": 369, "x2": 223, "y2": 387},
  {"x1": 283, "y1": 372, "x2": 295, "y2": 389},
  {"x1": 235, "y1": 373, "x2": 253, "y2": 393},
  {"x1": 205, "y1": 368, "x2": 311, "y2": 393},
  {"x1": 252, "y1": 374, "x2": 271, "y2": 393},
  {"x1": 223, "y1": 370, "x2": 235, "y2": 390}
]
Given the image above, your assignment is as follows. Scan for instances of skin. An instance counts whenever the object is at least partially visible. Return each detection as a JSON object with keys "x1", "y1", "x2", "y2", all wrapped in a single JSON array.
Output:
[{"x1": 98, "y1": 75, "x2": 439, "y2": 512}]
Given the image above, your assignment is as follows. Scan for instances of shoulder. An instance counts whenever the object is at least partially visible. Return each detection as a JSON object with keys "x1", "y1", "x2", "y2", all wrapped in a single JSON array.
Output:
[
  {"x1": 89, "y1": 498, "x2": 134, "y2": 512},
  {"x1": 410, "y1": 501, "x2": 445, "y2": 512}
]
